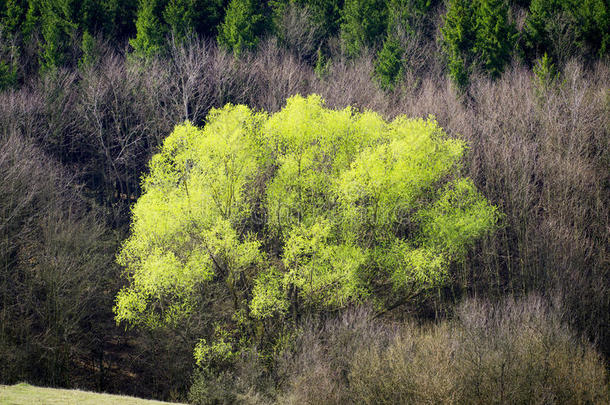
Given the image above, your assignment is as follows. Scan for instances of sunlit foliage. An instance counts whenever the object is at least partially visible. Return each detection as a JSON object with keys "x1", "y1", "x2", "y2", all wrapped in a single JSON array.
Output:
[{"x1": 115, "y1": 94, "x2": 499, "y2": 333}]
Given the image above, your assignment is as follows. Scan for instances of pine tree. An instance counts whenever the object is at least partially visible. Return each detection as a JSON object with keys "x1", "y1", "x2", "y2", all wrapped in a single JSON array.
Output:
[
  {"x1": 38, "y1": 0, "x2": 77, "y2": 72},
  {"x1": 474, "y1": 0, "x2": 516, "y2": 78},
  {"x1": 163, "y1": 0, "x2": 195, "y2": 42},
  {"x1": 440, "y1": 0, "x2": 477, "y2": 88},
  {"x1": 340, "y1": 0, "x2": 388, "y2": 57},
  {"x1": 130, "y1": 0, "x2": 167, "y2": 58},
  {"x1": 217, "y1": 0, "x2": 265, "y2": 56},
  {"x1": 1, "y1": 0, "x2": 25, "y2": 34},
  {"x1": 375, "y1": 35, "x2": 403, "y2": 90}
]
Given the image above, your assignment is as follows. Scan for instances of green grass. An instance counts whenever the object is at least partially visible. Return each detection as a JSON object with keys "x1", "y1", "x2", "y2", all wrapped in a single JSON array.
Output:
[{"x1": 0, "y1": 383, "x2": 187, "y2": 405}]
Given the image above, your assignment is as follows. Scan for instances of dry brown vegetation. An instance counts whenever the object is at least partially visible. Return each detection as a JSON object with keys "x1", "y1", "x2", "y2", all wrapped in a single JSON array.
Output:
[{"x1": 278, "y1": 296, "x2": 608, "y2": 405}]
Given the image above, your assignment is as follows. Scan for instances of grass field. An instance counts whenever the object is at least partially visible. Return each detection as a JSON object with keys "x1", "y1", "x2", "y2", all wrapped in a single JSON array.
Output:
[{"x1": 0, "y1": 383, "x2": 186, "y2": 405}]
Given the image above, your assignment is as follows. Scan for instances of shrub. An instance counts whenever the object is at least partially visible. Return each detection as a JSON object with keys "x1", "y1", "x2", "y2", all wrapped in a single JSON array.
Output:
[{"x1": 280, "y1": 296, "x2": 609, "y2": 404}]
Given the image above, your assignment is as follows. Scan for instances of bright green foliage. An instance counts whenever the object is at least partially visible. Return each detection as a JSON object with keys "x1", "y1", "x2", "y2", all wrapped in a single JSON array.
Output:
[
  {"x1": 115, "y1": 114, "x2": 266, "y2": 328},
  {"x1": 375, "y1": 36, "x2": 403, "y2": 90},
  {"x1": 441, "y1": 0, "x2": 516, "y2": 88},
  {"x1": 217, "y1": 0, "x2": 265, "y2": 56},
  {"x1": 130, "y1": 0, "x2": 167, "y2": 58},
  {"x1": 340, "y1": 0, "x2": 388, "y2": 57},
  {"x1": 116, "y1": 95, "x2": 500, "y2": 334}
]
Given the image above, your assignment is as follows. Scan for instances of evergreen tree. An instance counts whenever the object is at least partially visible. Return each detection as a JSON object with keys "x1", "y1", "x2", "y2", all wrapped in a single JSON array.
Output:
[
  {"x1": 375, "y1": 35, "x2": 403, "y2": 90},
  {"x1": 38, "y1": 0, "x2": 77, "y2": 72},
  {"x1": 217, "y1": 0, "x2": 265, "y2": 56},
  {"x1": 440, "y1": 0, "x2": 477, "y2": 88},
  {"x1": 474, "y1": 0, "x2": 516, "y2": 78},
  {"x1": 340, "y1": 0, "x2": 388, "y2": 57},
  {"x1": 1, "y1": 0, "x2": 25, "y2": 34},
  {"x1": 441, "y1": 0, "x2": 516, "y2": 88},
  {"x1": 163, "y1": 0, "x2": 196, "y2": 42},
  {"x1": 130, "y1": 0, "x2": 168, "y2": 58},
  {"x1": 386, "y1": 0, "x2": 432, "y2": 38}
]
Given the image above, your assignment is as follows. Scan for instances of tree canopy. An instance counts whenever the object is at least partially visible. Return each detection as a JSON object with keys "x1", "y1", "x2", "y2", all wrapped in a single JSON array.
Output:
[{"x1": 115, "y1": 95, "x2": 499, "y2": 337}]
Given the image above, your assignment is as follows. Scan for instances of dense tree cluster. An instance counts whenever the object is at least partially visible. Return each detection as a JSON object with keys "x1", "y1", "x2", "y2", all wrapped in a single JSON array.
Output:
[{"x1": 0, "y1": 0, "x2": 608, "y2": 87}]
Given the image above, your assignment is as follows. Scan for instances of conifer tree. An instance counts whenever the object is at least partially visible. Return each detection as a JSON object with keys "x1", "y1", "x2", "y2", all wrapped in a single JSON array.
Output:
[
  {"x1": 474, "y1": 0, "x2": 516, "y2": 78},
  {"x1": 1, "y1": 0, "x2": 25, "y2": 34},
  {"x1": 217, "y1": 0, "x2": 265, "y2": 56},
  {"x1": 130, "y1": 0, "x2": 167, "y2": 58},
  {"x1": 375, "y1": 35, "x2": 403, "y2": 90},
  {"x1": 38, "y1": 0, "x2": 77, "y2": 72},
  {"x1": 340, "y1": 0, "x2": 387, "y2": 57},
  {"x1": 440, "y1": 0, "x2": 477, "y2": 88}
]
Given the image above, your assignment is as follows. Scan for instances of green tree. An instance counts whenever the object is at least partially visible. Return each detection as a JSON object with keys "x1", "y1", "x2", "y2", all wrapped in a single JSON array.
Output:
[
  {"x1": 130, "y1": 0, "x2": 168, "y2": 58},
  {"x1": 1, "y1": 0, "x2": 26, "y2": 34},
  {"x1": 386, "y1": 0, "x2": 433, "y2": 38},
  {"x1": 440, "y1": 0, "x2": 477, "y2": 88},
  {"x1": 38, "y1": 0, "x2": 78, "y2": 73},
  {"x1": 441, "y1": 0, "x2": 516, "y2": 88},
  {"x1": 525, "y1": 0, "x2": 609, "y2": 62},
  {"x1": 115, "y1": 95, "x2": 500, "y2": 364},
  {"x1": 217, "y1": 0, "x2": 265, "y2": 56},
  {"x1": 340, "y1": 0, "x2": 388, "y2": 57},
  {"x1": 474, "y1": 0, "x2": 517, "y2": 78},
  {"x1": 163, "y1": 0, "x2": 224, "y2": 42},
  {"x1": 375, "y1": 0, "x2": 435, "y2": 89},
  {"x1": 374, "y1": 35, "x2": 403, "y2": 89}
]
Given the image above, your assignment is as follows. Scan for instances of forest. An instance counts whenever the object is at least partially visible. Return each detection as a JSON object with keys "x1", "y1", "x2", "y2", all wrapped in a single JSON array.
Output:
[{"x1": 0, "y1": 0, "x2": 608, "y2": 403}]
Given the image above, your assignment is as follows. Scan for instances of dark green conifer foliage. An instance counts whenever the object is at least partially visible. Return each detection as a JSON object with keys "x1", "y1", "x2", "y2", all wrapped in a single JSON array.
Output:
[
  {"x1": 525, "y1": 0, "x2": 609, "y2": 61},
  {"x1": 1, "y1": 0, "x2": 25, "y2": 34},
  {"x1": 440, "y1": 0, "x2": 477, "y2": 88},
  {"x1": 105, "y1": 0, "x2": 139, "y2": 40},
  {"x1": 340, "y1": 0, "x2": 388, "y2": 57},
  {"x1": 163, "y1": 0, "x2": 224, "y2": 42},
  {"x1": 130, "y1": 0, "x2": 168, "y2": 58},
  {"x1": 375, "y1": 36, "x2": 403, "y2": 90},
  {"x1": 441, "y1": 0, "x2": 516, "y2": 88},
  {"x1": 304, "y1": 0, "x2": 343, "y2": 37},
  {"x1": 78, "y1": 30, "x2": 98, "y2": 68},
  {"x1": 38, "y1": 0, "x2": 77, "y2": 72},
  {"x1": 375, "y1": 0, "x2": 434, "y2": 90},
  {"x1": 386, "y1": 0, "x2": 432, "y2": 37},
  {"x1": 217, "y1": 0, "x2": 265, "y2": 56},
  {"x1": 474, "y1": 0, "x2": 516, "y2": 78},
  {"x1": 0, "y1": 58, "x2": 17, "y2": 90},
  {"x1": 163, "y1": 0, "x2": 196, "y2": 42}
]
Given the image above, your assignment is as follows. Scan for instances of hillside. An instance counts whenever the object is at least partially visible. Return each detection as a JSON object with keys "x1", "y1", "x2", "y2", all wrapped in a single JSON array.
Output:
[{"x1": 0, "y1": 384, "x2": 185, "y2": 405}]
